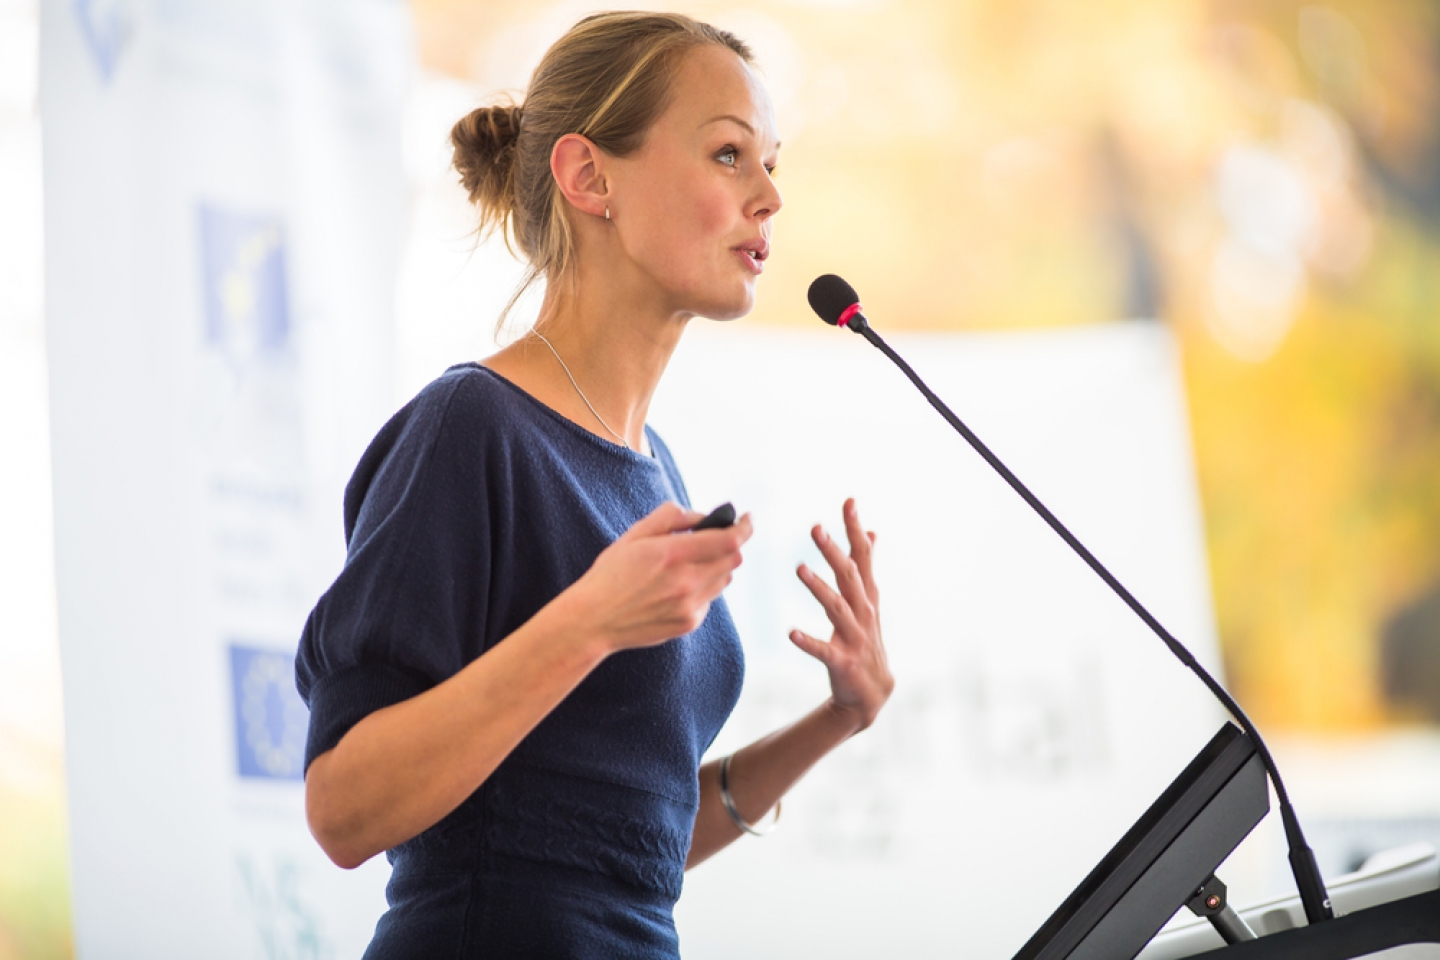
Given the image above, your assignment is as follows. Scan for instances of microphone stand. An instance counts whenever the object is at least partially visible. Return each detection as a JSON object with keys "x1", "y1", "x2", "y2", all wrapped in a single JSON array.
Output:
[{"x1": 839, "y1": 313, "x2": 1334, "y2": 927}]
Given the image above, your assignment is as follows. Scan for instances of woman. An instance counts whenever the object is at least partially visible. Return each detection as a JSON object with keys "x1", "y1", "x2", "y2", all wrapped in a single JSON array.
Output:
[{"x1": 297, "y1": 11, "x2": 894, "y2": 958}]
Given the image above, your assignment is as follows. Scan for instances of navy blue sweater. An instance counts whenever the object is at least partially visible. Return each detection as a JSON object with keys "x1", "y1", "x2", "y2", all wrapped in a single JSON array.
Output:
[{"x1": 296, "y1": 364, "x2": 745, "y2": 958}]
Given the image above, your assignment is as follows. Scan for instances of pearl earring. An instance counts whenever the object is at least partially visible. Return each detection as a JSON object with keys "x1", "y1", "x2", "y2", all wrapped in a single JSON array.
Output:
[{"x1": 605, "y1": 207, "x2": 610, "y2": 221}]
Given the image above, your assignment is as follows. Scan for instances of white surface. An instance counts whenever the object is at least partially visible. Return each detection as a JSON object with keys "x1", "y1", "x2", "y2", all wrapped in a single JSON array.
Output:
[
  {"x1": 1142, "y1": 843, "x2": 1440, "y2": 959},
  {"x1": 655, "y1": 320, "x2": 1227, "y2": 958},
  {"x1": 42, "y1": 1, "x2": 404, "y2": 955}
]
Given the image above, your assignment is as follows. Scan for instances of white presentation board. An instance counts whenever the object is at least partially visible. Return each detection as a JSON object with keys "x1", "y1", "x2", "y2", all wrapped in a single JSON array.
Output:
[
  {"x1": 654, "y1": 321, "x2": 1226, "y2": 958},
  {"x1": 42, "y1": 1, "x2": 404, "y2": 955}
]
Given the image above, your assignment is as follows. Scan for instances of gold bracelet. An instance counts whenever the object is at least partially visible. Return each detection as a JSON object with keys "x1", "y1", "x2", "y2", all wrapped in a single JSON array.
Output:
[{"x1": 718, "y1": 753, "x2": 781, "y2": 837}]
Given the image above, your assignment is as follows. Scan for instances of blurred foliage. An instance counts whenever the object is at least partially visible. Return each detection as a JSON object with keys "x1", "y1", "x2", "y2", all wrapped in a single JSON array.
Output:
[
  {"x1": 0, "y1": 776, "x2": 72, "y2": 960},
  {"x1": 414, "y1": 0, "x2": 1440, "y2": 732}
]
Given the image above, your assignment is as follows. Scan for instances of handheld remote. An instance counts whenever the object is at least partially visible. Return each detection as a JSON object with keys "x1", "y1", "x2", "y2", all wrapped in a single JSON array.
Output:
[{"x1": 691, "y1": 502, "x2": 736, "y2": 531}]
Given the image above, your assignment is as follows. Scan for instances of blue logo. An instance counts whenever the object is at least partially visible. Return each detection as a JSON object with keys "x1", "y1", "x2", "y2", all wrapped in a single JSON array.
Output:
[
  {"x1": 198, "y1": 204, "x2": 291, "y2": 362},
  {"x1": 74, "y1": 0, "x2": 134, "y2": 83},
  {"x1": 230, "y1": 645, "x2": 308, "y2": 781}
]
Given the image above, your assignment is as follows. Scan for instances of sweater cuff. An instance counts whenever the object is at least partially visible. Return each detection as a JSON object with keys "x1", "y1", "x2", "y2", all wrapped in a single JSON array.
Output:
[{"x1": 303, "y1": 663, "x2": 433, "y2": 774}]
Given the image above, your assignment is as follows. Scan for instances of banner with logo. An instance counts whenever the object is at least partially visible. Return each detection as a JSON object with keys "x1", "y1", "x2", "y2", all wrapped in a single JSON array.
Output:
[{"x1": 42, "y1": 0, "x2": 407, "y2": 954}]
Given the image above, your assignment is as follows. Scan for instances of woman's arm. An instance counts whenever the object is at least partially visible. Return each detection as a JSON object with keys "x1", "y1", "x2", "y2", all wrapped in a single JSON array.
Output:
[
  {"x1": 687, "y1": 498, "x2": 894, "y2": 869},
  {"x1": 687, "y1": 699, "x2": 859, "y2": 867},
  {"x1": 306, "y1": 502, "x2": 751, "y2": 869}
]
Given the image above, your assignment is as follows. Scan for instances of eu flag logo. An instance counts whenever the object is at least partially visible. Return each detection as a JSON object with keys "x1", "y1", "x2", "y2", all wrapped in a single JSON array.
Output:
[
  {"x1": 198, "y1": 204, "x2": 291, "y2": 361},
  {"x1": 74, "y1": 0, "x2": 134, "y2": 83},
  {"x1": 230, "y1": 645, "x2": 308, "y2": 781}
]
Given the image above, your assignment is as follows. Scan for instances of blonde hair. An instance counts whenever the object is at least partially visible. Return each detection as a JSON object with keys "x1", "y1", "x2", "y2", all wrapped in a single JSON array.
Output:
[{"x1": 450, "y1": 11, "x2": 753, "y2": 328}]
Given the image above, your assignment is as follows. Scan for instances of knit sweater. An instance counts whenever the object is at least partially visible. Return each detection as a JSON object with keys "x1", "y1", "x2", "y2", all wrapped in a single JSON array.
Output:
[{"x1": 296, "y1": 363, "x2": 745, "y2": 958}]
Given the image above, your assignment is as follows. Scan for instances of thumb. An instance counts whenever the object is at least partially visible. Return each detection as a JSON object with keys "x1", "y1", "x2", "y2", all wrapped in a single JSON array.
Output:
[{"x1": 617, "y1": 501, "x2": 702, "y2": 542}]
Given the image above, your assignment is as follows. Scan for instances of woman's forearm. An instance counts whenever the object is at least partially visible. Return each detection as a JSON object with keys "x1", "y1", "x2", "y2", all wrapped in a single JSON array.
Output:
[
  {"x1": 305, "y1": 591, "x2": 608, "y2": 869},
  {"x1": 686, "y1": 699, "x2": 862, "y2": 869}
]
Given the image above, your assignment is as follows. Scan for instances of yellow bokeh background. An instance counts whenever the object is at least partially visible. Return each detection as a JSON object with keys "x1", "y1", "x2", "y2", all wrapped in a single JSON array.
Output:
[{"x1": 0, "y1": 787, "x2": 71, "y2": 960}]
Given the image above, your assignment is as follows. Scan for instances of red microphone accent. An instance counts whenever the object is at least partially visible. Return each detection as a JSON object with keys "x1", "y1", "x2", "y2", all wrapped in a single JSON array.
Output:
[{"x1": 837, "y1": 302, "x2": 864, "y2": 328}]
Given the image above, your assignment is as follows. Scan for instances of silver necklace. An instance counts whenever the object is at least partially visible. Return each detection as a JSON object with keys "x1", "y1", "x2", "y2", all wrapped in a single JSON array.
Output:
[{"x1": 532, "y1": 330, "x2": 631, "y2": 451}]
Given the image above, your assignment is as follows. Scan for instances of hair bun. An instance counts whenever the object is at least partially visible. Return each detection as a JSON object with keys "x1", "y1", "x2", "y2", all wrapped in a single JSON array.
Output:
[{"x1": 451, "y1": 102, "x2": 523, "y2": 215}]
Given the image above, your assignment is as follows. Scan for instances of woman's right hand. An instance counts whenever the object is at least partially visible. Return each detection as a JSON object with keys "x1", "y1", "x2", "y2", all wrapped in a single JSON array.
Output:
[{"x1": 567, "y1": 501, "x2": 751, "y2": 654}]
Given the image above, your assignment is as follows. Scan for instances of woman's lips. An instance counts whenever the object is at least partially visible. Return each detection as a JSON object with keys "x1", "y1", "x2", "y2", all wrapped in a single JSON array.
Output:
[
  {"x1": 734, "y1": 247, "x2": 765, "y2": 275},
  {"x1": 733, "y1": 239, "x2": 768, "y2": 275}
]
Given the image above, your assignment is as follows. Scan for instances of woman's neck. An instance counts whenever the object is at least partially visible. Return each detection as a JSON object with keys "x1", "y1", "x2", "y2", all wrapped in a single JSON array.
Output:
[{"x1": 483, "y1": 273, "x2": 691, "y2": 453}]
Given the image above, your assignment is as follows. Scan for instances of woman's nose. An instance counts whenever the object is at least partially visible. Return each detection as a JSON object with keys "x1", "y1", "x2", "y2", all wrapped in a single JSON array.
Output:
[{"x1": 752, "y1": 174, "x2": 783, "y2": 220}]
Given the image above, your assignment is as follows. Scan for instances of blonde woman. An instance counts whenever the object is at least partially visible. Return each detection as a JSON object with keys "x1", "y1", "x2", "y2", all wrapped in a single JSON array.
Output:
[{"x1": 297, "y1": 12, "x2": 893, "y2": 957}]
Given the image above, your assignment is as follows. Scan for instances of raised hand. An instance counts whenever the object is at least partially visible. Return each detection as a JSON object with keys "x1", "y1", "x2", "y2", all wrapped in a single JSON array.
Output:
[{"x1": 790, "y1": 498, "x2": 894, "y2": 732}]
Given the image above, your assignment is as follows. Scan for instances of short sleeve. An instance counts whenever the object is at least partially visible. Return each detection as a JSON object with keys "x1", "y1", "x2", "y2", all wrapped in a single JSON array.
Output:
[{"x1": 296, "y1": 371, "x2": 495, "y2": 773}]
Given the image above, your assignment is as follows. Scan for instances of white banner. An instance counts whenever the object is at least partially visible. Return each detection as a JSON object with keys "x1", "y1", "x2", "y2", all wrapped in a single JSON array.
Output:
[{"x1": 42, "y1": 0, "x2": 406, "y2": 955}]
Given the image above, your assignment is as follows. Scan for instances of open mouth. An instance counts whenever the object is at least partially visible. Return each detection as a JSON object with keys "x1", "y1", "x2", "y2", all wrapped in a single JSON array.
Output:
[
  {"x1": 735, "y1": 246, "x2": 766, "y2": 274},
  {"x1": 735, "y1": 239, "x2": 769, "y2": 271}
]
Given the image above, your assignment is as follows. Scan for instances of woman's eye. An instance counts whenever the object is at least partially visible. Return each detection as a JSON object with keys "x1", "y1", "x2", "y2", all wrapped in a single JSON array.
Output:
[{"x1": 717, "y1": 147, "x2": 738, "y2": 167}]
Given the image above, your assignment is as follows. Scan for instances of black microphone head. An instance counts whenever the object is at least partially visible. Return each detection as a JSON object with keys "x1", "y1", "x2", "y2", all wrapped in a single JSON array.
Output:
[{"x1": 807, "y1": 274, "x2": 861, "y2": 326}]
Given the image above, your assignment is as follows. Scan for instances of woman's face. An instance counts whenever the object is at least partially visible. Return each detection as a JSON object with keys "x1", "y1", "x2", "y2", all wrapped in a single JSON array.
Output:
[{"x1": 606, "y1": 45, "x2": 783, "y2": 321}]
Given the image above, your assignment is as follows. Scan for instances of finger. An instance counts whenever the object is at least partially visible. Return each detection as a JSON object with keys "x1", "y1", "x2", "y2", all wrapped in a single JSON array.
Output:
[
  {"x1": 797, "y1": 563, "x2": 861, "y2": 638},
  {"x1": 788, "y1": 628, "x2": 835, "y2": 667},
  {"x1": 812, "y1": 523, "x2": 869, "y2": 615},
  {"x1": 683, "y1": 599, "x2": 714, "y2": 634},
  {"x1": 674, "y1": 513, "x2": 752, "y2": 565},
  {"x1": 698, "y1": 545, "x2": 745, "y2": 592},
  {"x1": 692, "y1": 572, "x2": 736, "y2": 615},
  {"x1": 841, "y1": 499, "x2": 877, "y2": 601},
  {"x1": 619, "y1": 501, "x2": 703, "y2": 541},
  {"x1": 689, "y1": 511, "x2": 753, "y2": 548}
]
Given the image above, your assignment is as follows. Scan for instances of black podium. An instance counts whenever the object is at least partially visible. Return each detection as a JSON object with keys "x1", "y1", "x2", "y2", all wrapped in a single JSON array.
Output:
[{"x1": 1014, "y1": 723, "x2": 1440, "y2": 960}]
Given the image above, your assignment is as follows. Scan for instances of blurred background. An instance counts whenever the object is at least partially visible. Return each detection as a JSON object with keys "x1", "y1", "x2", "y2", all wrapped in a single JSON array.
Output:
[{"x1": 5, "y1": 0, "x2": 1440, "y2": 956}]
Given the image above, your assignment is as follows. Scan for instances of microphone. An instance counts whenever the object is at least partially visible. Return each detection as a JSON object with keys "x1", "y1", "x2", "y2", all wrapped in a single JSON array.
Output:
[{"x1": 807, "y1": 272, "x2": 1335, "y2": 927}]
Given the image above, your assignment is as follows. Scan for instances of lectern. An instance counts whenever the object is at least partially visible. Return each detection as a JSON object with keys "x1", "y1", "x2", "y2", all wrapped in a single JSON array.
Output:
[{"x1": 1013, "y1": 724, "x2": 1440, "y2": 960}]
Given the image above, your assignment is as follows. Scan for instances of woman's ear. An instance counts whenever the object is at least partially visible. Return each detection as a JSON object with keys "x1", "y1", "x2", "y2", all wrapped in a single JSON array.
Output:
[{"x1": 551, "y1": 133, "x2": 610, "y2": 220}]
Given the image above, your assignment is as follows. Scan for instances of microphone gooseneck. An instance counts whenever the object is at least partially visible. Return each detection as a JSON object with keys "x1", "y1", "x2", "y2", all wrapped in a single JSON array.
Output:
[{"x1": 807, "y1": 273, "x2": 1334, "y2": 926}]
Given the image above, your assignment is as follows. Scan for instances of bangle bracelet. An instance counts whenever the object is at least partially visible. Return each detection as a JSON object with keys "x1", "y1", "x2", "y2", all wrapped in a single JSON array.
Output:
[{"x1": 718, "y1": 753, "x2": 781, "y2": 837}]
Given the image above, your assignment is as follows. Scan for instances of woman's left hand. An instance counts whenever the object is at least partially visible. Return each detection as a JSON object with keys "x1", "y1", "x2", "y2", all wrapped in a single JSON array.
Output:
[{"x1": 791, "y1": 498, "x2": 895, "y2": 733}]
